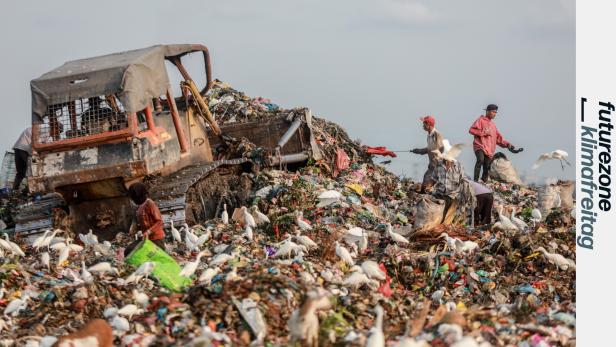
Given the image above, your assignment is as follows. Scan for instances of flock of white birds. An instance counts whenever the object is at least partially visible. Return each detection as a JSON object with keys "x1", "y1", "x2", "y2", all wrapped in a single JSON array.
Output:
[{"x1": 0, "y1": 147, "x2": 575, "y2": 347}]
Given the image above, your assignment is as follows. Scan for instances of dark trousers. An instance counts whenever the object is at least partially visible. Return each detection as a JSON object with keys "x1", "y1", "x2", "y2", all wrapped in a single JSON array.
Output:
[
  {"x1": 13, "y1": 149, "x2": 29, "y2": 190},
  {"x1": 124, "y1": 238, "x2": 165, "y2": 257},
  {"x1": 474, "y1": 193, "x2": 493, "y2": 225},
  {"x1": 473, "y1": 150, "x2": 491, "y2": 182}
]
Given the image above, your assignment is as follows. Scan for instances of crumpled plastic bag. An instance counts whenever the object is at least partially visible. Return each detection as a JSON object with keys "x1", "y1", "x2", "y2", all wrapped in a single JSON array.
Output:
[
  {"x1": 489, "y1": 153, "x2": 523, "y2": 185},
  {"x1": 413, "y1": 195, "x2": 446, "y2": 231},
  {"x1": 558, "y1": 180, "x2": 574, "y2": 211},
  {"x1": 125, "y1": 239, "x2": 192, "y2": 292},
  {"x1": 538, "y1": 184, "x2": 561, "y2": 219}
]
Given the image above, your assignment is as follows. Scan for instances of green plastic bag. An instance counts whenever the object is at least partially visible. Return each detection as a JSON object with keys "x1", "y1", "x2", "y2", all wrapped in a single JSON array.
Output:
[{"x1": 125, "y1": 239, "x2": 192, "y2": 292}]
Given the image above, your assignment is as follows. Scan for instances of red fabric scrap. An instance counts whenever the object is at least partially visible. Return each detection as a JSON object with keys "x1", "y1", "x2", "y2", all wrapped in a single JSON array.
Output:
[
  {"x1": 364, "y1": 146, "x2": 397, "y2": 158},
  {"x1": 334, "y1": 148, "x2": 350, "y2": 177}
]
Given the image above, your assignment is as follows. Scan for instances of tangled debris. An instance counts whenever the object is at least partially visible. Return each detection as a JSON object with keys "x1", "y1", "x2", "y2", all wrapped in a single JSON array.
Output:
[{"x1": 0, "y1": 82, "x2": 575, "y2": 347}]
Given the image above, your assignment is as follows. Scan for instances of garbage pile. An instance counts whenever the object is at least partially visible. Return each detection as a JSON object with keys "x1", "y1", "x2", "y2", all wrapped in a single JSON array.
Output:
[{"x1": 0, "y1": 83, "x2": 575, "y2": 347}]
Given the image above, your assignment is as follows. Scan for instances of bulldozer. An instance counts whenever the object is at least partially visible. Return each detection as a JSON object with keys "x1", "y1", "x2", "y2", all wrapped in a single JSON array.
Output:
[{"x1": 16, "y1": 44, "x2": 319, "y2": 240}]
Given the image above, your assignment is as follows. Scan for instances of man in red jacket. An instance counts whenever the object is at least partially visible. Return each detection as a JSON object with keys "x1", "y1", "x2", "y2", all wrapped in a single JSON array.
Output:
[{"x1": 468, "y1": 104, "x2": 519, "y2": 182}]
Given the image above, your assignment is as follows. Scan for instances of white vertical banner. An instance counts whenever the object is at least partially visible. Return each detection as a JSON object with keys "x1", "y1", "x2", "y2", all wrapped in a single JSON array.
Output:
[{"x1": 577, "y1": 1, "x2": 616, "y2": 345}]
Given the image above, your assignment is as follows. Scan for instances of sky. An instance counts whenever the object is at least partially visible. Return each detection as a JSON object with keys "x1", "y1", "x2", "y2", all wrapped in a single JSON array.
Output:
[{"x1": 0, "y1": 0, "x2": 575, "y2": 183}]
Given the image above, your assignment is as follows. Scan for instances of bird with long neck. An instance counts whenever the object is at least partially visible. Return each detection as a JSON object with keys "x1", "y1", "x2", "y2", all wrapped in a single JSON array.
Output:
[
  {"x1": 251, "y1": 205, "x2": 270, "y2": 225},
  {"x1": 335, "y1": 241, "x2": 355, "y2": 266},
  {"x1": 32, "y1": 230, "x2": 51, "y2": 250},
  {"x1": 288, "y1": 291, "x2": 331, "y2": 346},
  {"x1": 221, "y1": 203, "x2": 229, "y2": 224},
  {"x1": 170, "y1": 219, "x2": 181, "y2": 244},
  {"x1": 497, "y1": 206, "x2": 518, "y2": 230},
  {"x1": 242, "y1": 206, "x2": 257, "y2": 228},
  {"x1": 366, "y1": 305, "x2": 385, "y2": 347},
  {"x1": 387, "y1": 223, "x2": 409, "y2": 245},
  {"x1": 536, "y1": 247, "x2": 576, "y2": 271},
  {"x1": 179, "y1": 251, "x2": 207, "y2": 278}
]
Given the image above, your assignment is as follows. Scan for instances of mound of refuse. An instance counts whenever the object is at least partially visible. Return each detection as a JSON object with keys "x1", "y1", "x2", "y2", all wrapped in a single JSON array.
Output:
[{"x1": 0, "y1": 82, "x2": 575, "y2": 347}]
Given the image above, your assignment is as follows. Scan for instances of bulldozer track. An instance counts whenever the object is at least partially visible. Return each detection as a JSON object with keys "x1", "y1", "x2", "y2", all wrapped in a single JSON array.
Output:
[
  {"x1": 148, "y1": 158, "x2": 250, "y2": 226},
  {"x1": 15, "y1": 158, "x2": 250, "y2": 237}
]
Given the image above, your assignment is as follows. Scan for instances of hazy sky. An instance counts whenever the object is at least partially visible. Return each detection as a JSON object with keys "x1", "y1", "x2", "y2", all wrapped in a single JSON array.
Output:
[{"x1": 0, "y1": 0, "x2": 574, "y2": 182}]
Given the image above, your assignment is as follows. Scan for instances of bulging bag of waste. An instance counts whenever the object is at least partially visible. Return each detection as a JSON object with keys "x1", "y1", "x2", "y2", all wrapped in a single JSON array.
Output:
[
  {"x1": 538, "y1": 184, "x2": 561, "y2": 219},
  {"x1": 558, "y1": 180, "x2": 574, "y2": 210},
  {"x1": 125, "y1": 239, "x2": 192, "y2": 292},
  {"x1": 489, "y1": 152, "x2": 523, "y2": 185},
  {"x1": 414, "y1": 195, "x2": 446, "y2": 231}
]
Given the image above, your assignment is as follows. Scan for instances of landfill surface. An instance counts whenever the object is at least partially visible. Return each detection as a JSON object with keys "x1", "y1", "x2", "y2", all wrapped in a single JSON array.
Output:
[{"x1": 0, "y1": 81, "x2": 575, "y2": 347}]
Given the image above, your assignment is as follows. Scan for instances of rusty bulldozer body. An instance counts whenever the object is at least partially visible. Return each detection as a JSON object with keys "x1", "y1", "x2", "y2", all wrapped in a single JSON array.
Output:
[{"x1": 16, "y1": 44, "x2": 317, "y2": 240}]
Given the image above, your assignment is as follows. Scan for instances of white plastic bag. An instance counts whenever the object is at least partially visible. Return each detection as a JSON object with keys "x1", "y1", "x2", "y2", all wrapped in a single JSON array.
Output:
[
  {"x1": 538, "y1": 184, "x2": 561, "y2": 219},
  {"x1": 558, "y1": 181, "x2": 574, "y2": 211},
  {"x1": 414, "y1": 195, "x2": 446, "y2": 231},
  {"x1": 489, "y1": 153, "x2": 523, "y2": 185}
]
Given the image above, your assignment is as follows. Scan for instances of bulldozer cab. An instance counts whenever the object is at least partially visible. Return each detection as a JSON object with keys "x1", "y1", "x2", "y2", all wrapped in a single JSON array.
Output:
[
  {"x1": 24, "y1": 44, "x2": 218, "y2": 239},
  {"x1": 17, "y1": 44, "x2": 317, "y2": 240}
]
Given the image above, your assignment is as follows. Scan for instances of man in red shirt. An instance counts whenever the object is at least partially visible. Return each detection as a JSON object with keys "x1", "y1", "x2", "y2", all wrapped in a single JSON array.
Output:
[
  {"x1": 124, "y1": 182, "x2": 166, "y2": 256},
  {"x1": 468, "y1": 104, "x2": 520, "y2": 182}
]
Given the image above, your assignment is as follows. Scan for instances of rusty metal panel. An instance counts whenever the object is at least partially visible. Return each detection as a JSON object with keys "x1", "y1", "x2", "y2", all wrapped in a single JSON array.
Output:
[
  {"x1": 29, "y1": 161, "x2": 147, "y2": 193},
  {"x1": 206, "y1": 115, "x2": 311, "y2": 155}
]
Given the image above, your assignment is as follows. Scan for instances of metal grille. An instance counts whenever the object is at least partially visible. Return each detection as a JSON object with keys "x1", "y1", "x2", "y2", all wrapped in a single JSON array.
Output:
[{"x1": 36, "y1": 95, "x2": 128, "y2": 144}]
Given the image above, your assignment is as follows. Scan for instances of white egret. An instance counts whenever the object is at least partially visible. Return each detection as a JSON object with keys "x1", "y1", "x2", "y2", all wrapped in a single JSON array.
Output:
[
  {"x1": 335, "y1": 241, "x2": 354, "y2": 266},
  {"x1": 179, "y1": 251, "x2": 207, "y2": 278},
  {"x1": 366, "y1": 305, "x2": 385, "y2": 347},
  {"x1": 124, "y1": 261, "x2": 155, "y2": 285},
  {"x1": 533, "y1": 150, "x2": 571, "y2": 170},
  {"x1": 81, "y1": 261, "x2": 94, "y2": 283},
  {"x1": 40, "y1": 252, "x2": 50, "y2": 270},
  {"x1": 497, "y1": 206, "x2": 519, "y2": 231},
  {"x1": 342, "y1": 267, "x2": 377, "y2": 289},
  {"x1": 221, "y1": 204, "x2": 229, "y2": 224},
  {"x1": 242, "y1": 206, "x2": 256, "y2": 228},
  {"x1": 536, "y1": 247, "x2": 576, "y2": 271},
  {"x1": 32, "y1": 230, "x2": 51, "y2": 250},
  {"x1": 295, "y1": 211, "x2": 312, "y2": 231},
  {"x1": 4, "y1": 295, "x2": 29, "y2": 317},
  {"x1": 118, "y1": 304, "x2": 143, "y2": 320},
  {"x1": 361, "y1": 260, "x2": 386, "y2": 281},
  {"x1": 245, "y1": 225, "x2": 254, "y2": 241},
  {"x1": 170, "y1": 219, "x2": 182, "y2": 243},
  {"x1": 198, "y1": 267, "x2": 220, "y2": 285},
  {"x1": 387, "y1": 223, "x2": 409, "y2": 245},
  {"x1": 293, "y1": 229, "x2": 318, "y2": 250},
  {"x1": 251, "y1": 205, "x2": 270, "y2": 225},
  {"x1": 510, "y1": 207, "x2": 528, "y2": 230}
]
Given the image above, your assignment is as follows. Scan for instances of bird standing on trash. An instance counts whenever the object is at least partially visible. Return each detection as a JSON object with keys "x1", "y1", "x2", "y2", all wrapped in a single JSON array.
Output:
[
  {"x1": 288, "y1": 290, "x2": 331, "y2": 346},
  {"x1": 170, "y1": 219, "x2": 181, "y2": 244},
  {"x1": 366, "y1": 305, "x2": 385, "y2": 347},
  {"x1": 335, "y1": 241, "x2": 355, "y2": 266},
  {"x1": 221, "y1": 203, "x2": 229, "y2": 224},
  {"x1": 535, "y1": 247, "x2": 576, "y2": 271},
  {"x1": 242, "y1": 206, "x2": 257, "y2": 228},
  {"x1": 294, "y1": 229, "x2": 318, "y2": 250},
  {"x1": 295, "y1": 211, "x2": 312, "y2": 231},
  {"x1": 386, "y1": 223, "x2": 409, "y2": 245},
  {"x1": 124, "y1": 261, "x2": 155, "y2": 285},
  {"x1": 410, "y1": 115, "x2": 445, "y2": 193},
  {"x1": 4, "y1": 295, "x2": 29, "y2": 317},
  {"x1": 179, "y1": 250, "x2": 207, "y2": 278},
  {"x1": 361, "y1": 260, "x2": 386, "y2": 281},
  {"x1": 468, "y1": 104, "x2": 520, "y2": 182},
  {"x1": 251, "y1": 205, "x2": 270, "y2": 225}
]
